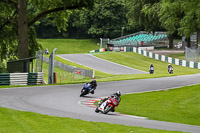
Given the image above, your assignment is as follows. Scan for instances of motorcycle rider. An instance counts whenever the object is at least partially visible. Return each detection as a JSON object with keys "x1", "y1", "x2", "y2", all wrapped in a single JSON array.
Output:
[
  {"x1": 149, "y1": 64, "x2": 154, "y2": 74},
  {"x1": 88, "y1": 79, "x2": 97, "y2": 94},
  {"x1": 100, "y1": 91, "x2": 121, "y2": 112},
  {"x1": 168, "y1": 64, "x2": 173, "y2": 74}
]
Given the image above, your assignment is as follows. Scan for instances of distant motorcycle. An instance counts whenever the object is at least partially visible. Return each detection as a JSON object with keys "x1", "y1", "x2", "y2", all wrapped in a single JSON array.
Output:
[
  {"x1": 149, "y1": 67, "x2": 154, "y2": 74},
  {"x1": 80, "y1": 83, "x2": 94, "y2": 97},
  {"x1": 95, "y1": 96, "x2": 120, "y2": 114},
  {"x1": 168, "y1": 67, "x2": 173, "y2": 74}
]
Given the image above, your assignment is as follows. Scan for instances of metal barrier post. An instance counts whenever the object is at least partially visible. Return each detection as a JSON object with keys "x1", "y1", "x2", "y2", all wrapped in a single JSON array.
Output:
[{"x1": 48, "y1": 48, "x2": 57, "y2": 84}]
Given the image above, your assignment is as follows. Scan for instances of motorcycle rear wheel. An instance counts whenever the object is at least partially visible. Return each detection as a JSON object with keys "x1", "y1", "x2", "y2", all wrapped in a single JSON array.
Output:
[{"x1": 103, "y1": 106, "x2": 113, "y2": 114}]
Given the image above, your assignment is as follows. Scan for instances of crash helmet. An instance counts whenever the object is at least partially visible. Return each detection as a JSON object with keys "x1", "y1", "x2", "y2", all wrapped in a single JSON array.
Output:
[
  {"x1": 116, "y1": 91, "x2": 121, "y2": 97},
  {"x1": 91, "y1": 79, "x2": 96, "y2": 84}
]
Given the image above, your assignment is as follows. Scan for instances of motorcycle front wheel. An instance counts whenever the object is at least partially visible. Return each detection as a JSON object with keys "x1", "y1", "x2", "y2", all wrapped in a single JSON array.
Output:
[
  {"x1": 80, "y1": 89, "x2": 87, "y2": 97},
  {"x1": 95, "y1": 108, "x2": 100, "y2": 113}
]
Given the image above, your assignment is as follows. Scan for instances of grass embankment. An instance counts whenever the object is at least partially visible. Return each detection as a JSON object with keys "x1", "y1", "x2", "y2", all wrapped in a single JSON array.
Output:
[
  {"x1": 0, "y1": 107, "x2": 182, "y2": 133},
  {"x1": 38, "y1": 39, "x2": 99, "y2": 54},
  {"x1": 117, "y1": 84, "x2": 200, "y2": 126}
]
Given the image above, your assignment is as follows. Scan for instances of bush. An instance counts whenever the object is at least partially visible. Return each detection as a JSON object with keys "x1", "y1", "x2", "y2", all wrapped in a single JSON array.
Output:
[{"x1": 0, "y1": 61, "x2": 7, "y2": 73}]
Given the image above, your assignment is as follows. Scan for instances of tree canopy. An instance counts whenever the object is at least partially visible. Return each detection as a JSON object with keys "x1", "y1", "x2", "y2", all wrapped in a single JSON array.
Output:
[
  {"x1": 1, "y1": 0, "x2": 200, "y2": 62},
  {"x1": 126, "y1": 0, "x2": 200, "y2": 48},
  {"x1": 0, "y1": 0, "x2": 94, "y2": 60}
]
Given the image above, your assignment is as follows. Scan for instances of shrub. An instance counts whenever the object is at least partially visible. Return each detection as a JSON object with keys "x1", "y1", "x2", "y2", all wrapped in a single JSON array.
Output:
[{"x1": 0, "y1": 60, "x2": 7, "y2": 73}]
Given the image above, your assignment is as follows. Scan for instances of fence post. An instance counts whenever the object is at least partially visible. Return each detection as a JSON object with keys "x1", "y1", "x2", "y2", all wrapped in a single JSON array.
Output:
[{"x1": 48, "y1": 48, "x2": 57, "y2": 84}]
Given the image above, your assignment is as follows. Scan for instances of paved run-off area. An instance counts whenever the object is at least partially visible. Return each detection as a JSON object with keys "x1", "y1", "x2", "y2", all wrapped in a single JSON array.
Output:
[{"x1": 58, "y1": 54, "x2": 147, "y2": 74}]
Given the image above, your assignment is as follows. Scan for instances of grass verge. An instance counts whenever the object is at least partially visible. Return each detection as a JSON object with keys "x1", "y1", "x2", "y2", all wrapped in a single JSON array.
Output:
[
  {"x1": 117, "y1": 84, "x2": 200, "y2": 126},
  {"x1": 0, "y1": 107, "x2": 182, "y2": 133},
  {"x1": 38, "y1": 39, "x2": 99, "y2": 54}
]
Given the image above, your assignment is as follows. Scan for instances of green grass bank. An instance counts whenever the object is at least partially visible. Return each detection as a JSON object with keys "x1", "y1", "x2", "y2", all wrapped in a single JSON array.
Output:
[
  {"x1": 38, "y1": 39, "x2": 99, "y2": 54},
  {"x1": 117, "y1": 84, "x2": 200, "y2": 126},
  {"x1": 0, "y1": 107, "x2": 182, "y2": 133}
]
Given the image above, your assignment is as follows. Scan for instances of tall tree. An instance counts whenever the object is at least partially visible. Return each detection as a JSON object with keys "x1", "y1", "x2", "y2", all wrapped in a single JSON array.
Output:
[
  {"x1": 126, "y1": 0, "x2": 162, "y2": 32},
  {"x1": 0, "y1": 0, "x2": 94, "y2": 59},
  {"x1": 18, "y1": 0, "x2": 29, "y2": 58},
  {"x1": 88, "y1": 0, "x2": 127, "y2": 38},
  {"x1": 159, "y1": 0, "x2": 200, "y2": 48},
  {"x1": 178, "y1": 0, "x2": 200, "y2": 45}
]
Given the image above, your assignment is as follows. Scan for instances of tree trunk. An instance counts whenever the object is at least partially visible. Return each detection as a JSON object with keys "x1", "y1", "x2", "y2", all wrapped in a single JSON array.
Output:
[
  {"x1": 18, "y1": 0, "x2": 29, "y2": 59},
  {"x1": 168, "y1": 34, "x2": 173, "y2": 49},
  {"x1": 185, "y1": 37, "x2": 191, "y2": 48}
]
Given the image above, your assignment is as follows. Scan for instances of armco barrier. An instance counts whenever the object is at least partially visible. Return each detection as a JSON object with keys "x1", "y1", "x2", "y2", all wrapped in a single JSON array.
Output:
[
  {"x1": 28, "y1": 72, "x2": 43, "y2": 85},
  {"x1": 132, "y1": 47, "x2": 200, "y2": 69},
  {"x1": 10, "y1": 73, "x2": 28, "y2": 85},
  {"x1": 0, "y1": 73, "x2": 10, "y2": 85},
  {"x1": 0, "y1": 73, "x2": 43, "y2": 86}
]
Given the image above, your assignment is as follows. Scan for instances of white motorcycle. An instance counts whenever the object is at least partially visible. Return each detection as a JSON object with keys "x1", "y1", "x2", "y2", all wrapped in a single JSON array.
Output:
[{"x1": 95, "y1": 97, "x2": 120, "y2": 114}]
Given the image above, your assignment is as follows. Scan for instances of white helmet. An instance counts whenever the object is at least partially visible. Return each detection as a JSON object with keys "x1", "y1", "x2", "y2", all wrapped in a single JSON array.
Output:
[{"x1": 116, "y1": 91, "x2": 121, "y2": 97}]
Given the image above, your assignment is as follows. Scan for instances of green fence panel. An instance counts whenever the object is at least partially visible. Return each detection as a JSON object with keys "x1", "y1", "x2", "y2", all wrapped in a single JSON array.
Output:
[
  {"x1": 147, "y1": 51, "x2": 149, "y2": 57},
  {"x1": 152, "y1": 53, "x2": 155, "y2": 59},
  {"x1": 179, "y1": 60, "x2": 182, "y2": 66},
  {"x1": 0, "y1": 73, "x2": 10, "y2": 85},
  {"x1": 136, "y1": 48, "x2": 138, "y2": 53},
  {"x1": 130, "y1": 47, "x2": 133, "y2": 52},
  {"x1": 186, "y1": 61, "x2": 190, "y2": 67},
  {"x1": 127, "y1": 47, "x2": 130, "y2": 52},
  {"x1": 159, "y1": 55, "x2": 161, "y2": 61},
  {"x1": 194, "y1": 62, "x2": 198, "y2": 68},
  {"x1": 141, "y1": 50, "x2": 144, "y2": 55},
  {"x1": 125, "y1": 47, "x2": 129, "y2": 52},
  {"x1": 165, "y1": 56, "x2": 168, "y2": 62},
  {"x1": 172, "y1": 58, "x2": 175, "y2": 64},
  {"x1": 28, "y1": 73, "x2": 38, "y2": 85}
]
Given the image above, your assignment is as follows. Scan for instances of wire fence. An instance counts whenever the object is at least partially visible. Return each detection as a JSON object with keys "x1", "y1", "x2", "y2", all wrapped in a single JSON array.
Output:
[
  {"x1": 35, "y1": 50, "x2": 44, "y2": 72},
  {"x1": 185, "y1": 47, "x2": 200, "y2": 62},
  {"x1": 42, "y1": 56, "x2": 94, "y2": 83}
]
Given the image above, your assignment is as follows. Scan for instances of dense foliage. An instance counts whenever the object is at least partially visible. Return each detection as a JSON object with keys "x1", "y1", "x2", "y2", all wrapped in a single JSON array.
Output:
[
  {"x1": 0, "y1": 0, "x2": 94, "y2": 60},
  {"x1": 1, "y1": 0, "x2": 200, "y2": 62},
  {"x1": 36, "y1": 0, "x2": 128, "y2": 39},
  {"x1": 126, "y1": 0, "x2": 200, "y2": 48}
]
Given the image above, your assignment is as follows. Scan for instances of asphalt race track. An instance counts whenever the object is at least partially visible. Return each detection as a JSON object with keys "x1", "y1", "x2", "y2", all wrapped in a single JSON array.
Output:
[
  {"x1": 58, "y1": 54, "x2": 147, "y2": 74},
  {"x1": 0, "y1": 74, "x2": 200, "y2": 133}
]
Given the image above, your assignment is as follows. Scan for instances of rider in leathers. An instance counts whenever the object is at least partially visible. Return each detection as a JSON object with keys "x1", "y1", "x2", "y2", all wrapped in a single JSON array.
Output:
[
  {"x1": 101, "y1": 91, "x2": 121, "y2": 112},
  {"x1": 88, "y1": 79, "x2": 97, "y2": 94}
]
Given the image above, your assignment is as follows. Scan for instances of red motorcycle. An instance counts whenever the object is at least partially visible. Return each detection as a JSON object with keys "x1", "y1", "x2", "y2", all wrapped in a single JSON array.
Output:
[{"x1": 95, "y1": 96, "x2": 120, "y2": 114}]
